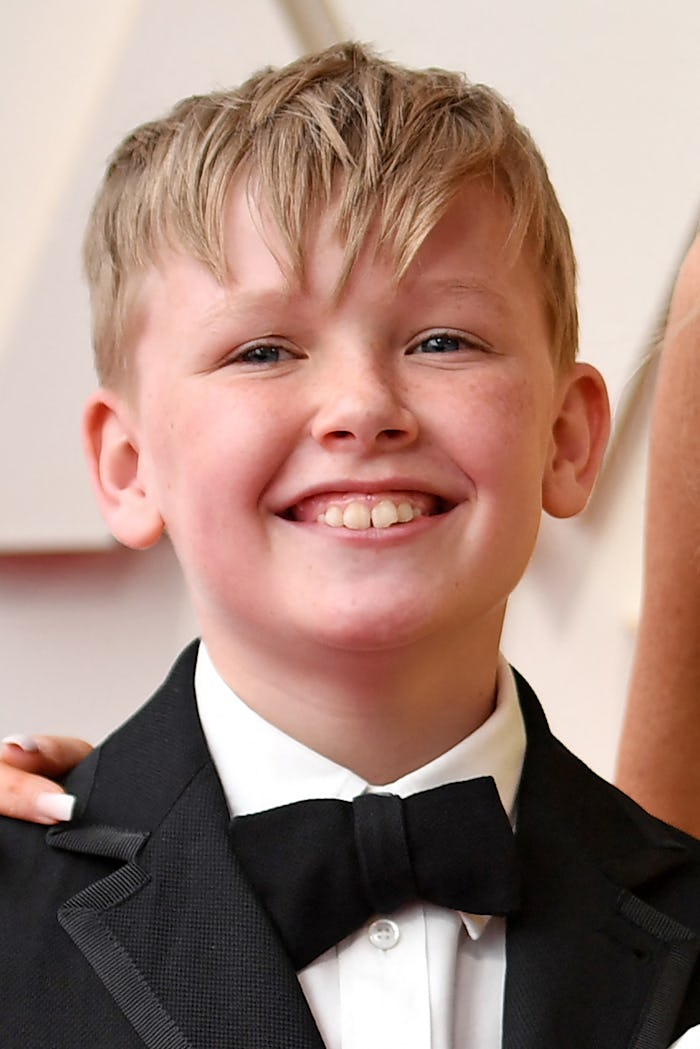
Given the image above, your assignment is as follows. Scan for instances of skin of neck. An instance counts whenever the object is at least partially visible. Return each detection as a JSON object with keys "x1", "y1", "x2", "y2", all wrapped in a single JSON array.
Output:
[{"x1": 200, "y1": 606, "x2": 505, "y2": 784}]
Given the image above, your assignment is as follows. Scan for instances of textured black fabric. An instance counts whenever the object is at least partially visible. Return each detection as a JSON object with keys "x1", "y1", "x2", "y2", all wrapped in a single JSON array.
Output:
[
  {"x1": 229, "y1": 776, "x2": 519, "y2": 969},
  {"x1": 353, "y1": 792, "x2": 415, "y2": 913},
  {"x1": 3, "y1": 646, "x2": 700, "y2": 1048},
  {"x1": 502, "y1": 671, "x2": 700, "y2": 1049},
  {"x1": 0, "y1": 644, "x2": 326, "y2": 1049}
]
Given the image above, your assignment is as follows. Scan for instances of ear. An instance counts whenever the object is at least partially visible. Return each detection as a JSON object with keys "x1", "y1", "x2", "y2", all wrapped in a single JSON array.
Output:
[
  {"x1": 542, "y1": 363, "x2": 611, "y2": 518},
  {"x1": 83, "y1": 389, "x2": 165, "y2": 549}
]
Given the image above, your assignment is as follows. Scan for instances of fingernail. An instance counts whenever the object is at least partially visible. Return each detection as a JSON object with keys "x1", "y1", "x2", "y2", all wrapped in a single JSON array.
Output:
[
  {"x1": 35, "y1": 792, "x2": 76, "y2": 823},
  {"x1": 2, "y1": 734, "x2": 40, "y2": 752}
]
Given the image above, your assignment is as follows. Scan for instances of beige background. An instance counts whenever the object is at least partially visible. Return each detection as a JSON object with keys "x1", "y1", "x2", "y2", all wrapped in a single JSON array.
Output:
[{"x1": 1, "y1": 0, "x2": 698, "y2": 777}]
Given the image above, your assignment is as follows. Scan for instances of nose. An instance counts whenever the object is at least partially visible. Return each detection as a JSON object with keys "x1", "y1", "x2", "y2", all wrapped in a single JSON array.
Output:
[{"x1": 310, "y1": 355, "x2": 419, "y2": 452}]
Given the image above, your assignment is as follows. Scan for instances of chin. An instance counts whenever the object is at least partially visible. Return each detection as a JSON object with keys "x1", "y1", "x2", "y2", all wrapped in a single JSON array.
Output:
[{"x1": 302, "y1": 604, "x2": 448, "y2": 654}]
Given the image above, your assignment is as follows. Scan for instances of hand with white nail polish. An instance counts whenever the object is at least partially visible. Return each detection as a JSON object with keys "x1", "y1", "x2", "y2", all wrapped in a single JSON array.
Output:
[{"x1": 0, "y1": 735, "x2": 92, "y2": 825}]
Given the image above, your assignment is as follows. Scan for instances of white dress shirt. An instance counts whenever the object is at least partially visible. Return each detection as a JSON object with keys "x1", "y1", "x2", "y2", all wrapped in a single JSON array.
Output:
[
  {"x1": 671, "y1": 1032, "x2": 700, "y2": 1048},
  {"x1": 195, "y1": 644, "x2": 526, "y2": 1049}
]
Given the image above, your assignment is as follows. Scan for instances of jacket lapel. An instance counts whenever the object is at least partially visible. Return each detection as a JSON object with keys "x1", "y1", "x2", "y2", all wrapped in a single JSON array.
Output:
[
  {"x1": 503, "y1": 672, "x2": 700, "y2": 1049},
  {"x1": 48, "y1": 644, "x2": 325, "y2": 1049},
  {"x1": 45, "y1": 646, "x2": 700, "y2": 1048}
]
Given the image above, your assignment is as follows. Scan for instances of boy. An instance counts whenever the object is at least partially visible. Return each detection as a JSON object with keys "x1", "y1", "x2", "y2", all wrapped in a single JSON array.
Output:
[{"x1": 2, "y1": 41, "x2": 700, "y2": 1048}]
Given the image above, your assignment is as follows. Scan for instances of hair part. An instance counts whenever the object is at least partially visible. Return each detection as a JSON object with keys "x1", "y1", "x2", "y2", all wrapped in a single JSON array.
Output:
[{"x1": 84, "y1": 42, "x2": 578, "y2": 387}]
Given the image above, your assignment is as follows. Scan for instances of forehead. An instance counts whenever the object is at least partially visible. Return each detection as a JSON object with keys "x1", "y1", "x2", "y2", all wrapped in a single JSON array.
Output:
[
  {"x1": 219, "y1": 176, "x2": 534, "y2": 302},
  {"x1": 132, "y1": 179, "x2": 549, "y2": 377}
]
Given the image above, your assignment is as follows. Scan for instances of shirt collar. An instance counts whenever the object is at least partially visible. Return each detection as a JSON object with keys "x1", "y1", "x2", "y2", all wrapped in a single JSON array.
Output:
[{"x1": 195, "y1": 642, "x2": 526, "y2": 940}]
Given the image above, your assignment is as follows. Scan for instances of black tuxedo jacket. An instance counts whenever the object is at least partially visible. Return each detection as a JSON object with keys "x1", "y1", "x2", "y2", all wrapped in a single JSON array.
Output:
[{"x1": 3, "y1": 642, "x2": 700, "y2": 1048}]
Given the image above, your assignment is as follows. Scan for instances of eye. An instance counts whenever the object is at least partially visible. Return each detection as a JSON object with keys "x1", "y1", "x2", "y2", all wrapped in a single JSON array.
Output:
[
  {"x1": 228, "y1": 342, "x2": 297, "y2": 366},
  {"x1": 409, "y1": 331, "x2": 489, "y2": 356}
]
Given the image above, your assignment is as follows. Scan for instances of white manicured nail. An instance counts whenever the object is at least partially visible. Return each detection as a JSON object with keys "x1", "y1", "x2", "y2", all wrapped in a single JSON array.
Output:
[
  {"x1": 2, "y1": 734, "x2": 40, "y2": 752},
  {"x1": 36, "y1": 792, "x2": 76, "y2": 822}
]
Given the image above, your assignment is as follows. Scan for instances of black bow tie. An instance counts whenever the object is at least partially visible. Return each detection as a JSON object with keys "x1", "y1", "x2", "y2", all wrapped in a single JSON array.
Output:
[{"x1": 229, "y1": 777, "x2": 520, "y2": 970}]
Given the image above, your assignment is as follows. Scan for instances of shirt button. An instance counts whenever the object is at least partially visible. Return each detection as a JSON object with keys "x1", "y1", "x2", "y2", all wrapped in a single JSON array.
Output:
[{"x1": 368, "y1": 917, "x2": 400, "y2": 950}]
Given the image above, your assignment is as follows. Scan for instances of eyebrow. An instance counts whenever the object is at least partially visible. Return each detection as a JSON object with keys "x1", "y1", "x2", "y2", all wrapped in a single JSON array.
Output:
[
  {"x1": 404, "y1": 277, "x2": 512, "y2": 317},
  {"x1": 413, "y1": 277, "x2": 508, "y2": 299},
  {"x1": 199, "y1": 276, "x2": 512, "y2": 330},
  {"x1": 200, "y1": 287, "x2": 295, "y2": 328}
]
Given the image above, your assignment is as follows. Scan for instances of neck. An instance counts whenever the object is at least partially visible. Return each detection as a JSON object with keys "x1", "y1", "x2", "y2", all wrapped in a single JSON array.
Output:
[{"x1": 202, "y1": 617, "x2": 504, "y2": 783}]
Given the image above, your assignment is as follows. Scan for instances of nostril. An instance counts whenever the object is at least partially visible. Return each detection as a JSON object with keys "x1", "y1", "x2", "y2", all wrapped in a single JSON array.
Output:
[{"x1": 328, "y1": 430, "x2": 354, "y2": 439}]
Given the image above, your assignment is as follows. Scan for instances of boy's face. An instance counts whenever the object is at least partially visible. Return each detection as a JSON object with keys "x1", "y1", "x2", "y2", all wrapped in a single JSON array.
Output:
[{"x1": 87, "y1": 179, "x2": 608, "y2": 664}]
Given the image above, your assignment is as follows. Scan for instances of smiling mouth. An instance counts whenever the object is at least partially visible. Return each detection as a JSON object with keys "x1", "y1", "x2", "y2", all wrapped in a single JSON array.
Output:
[{"x1": 281, "y1": 492, "x2": 454, "y2": 531}]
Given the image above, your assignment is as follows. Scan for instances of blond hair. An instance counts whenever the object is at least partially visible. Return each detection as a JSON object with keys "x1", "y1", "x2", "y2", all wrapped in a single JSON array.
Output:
[{"x1": 84, "y1": 41, "x2": 578, "y2": 387}]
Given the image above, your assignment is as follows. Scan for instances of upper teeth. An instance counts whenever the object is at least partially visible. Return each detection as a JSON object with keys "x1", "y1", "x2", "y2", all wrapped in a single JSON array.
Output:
[{"x1": 317, "y1": 499, "x2": 421, "y2": 530}]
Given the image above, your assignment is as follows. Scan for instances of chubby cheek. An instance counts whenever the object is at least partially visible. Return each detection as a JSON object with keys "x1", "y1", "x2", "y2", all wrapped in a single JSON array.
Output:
[
  {"x1": 143, "y1": 393, "x2": 285, "y2": 551},
  {"x1": 445, "y1": 372, "x2": 552, "y2": 490},
  {"x1": 462, "y1": 378, "x2": 554, "y2": 579}
]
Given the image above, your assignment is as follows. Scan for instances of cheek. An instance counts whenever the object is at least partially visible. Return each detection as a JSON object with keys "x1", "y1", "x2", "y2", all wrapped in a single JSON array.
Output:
[
  {"x1": 443, "y1": 374, "x2": 551, "y2": 481},
  {"x1": 496, "y1": 388, "x2": 550, "y2": 476},
  {"x1": 150, "y1": 394, "x2": 290, "y2": 529}
]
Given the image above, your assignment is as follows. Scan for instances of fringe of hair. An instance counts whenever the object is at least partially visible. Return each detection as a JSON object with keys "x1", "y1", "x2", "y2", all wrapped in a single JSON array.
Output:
[{"x1": 84, "y1": 42, "x2": 578, "y2": 386}]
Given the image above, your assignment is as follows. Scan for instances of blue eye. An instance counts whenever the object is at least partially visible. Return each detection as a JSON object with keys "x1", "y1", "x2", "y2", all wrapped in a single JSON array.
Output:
[
  {"x1": 417, "y1": 334, "x2": 464, "y2": 354},
  {"x1": 410, "y1": 331, "x2": 489, "y2": 357},
  {"x1": 233, "y1": 344, "x2": 293, "y2": 365}
]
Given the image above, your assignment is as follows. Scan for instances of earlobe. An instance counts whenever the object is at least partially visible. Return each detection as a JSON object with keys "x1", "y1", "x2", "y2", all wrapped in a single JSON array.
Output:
[
  {"x1": 542, "y1": 363, "x2": 611, "y2": 519},
  {"x1": 83, "y1": 389, "x2": 165, "y2": 549}
]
